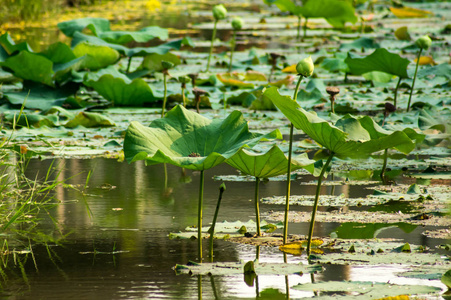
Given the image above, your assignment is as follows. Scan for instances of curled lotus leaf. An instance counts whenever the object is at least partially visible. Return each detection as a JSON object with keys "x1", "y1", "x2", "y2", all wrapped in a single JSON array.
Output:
[
  {"x1": 123, "y1": 105, "x2": 282, "y2": 171},
  {"x1": 265, "y1": 87, "x2": 420, "y2": 159},
  {"x1": 226, "y1": 145, "x2": 315, "y2": 178}
]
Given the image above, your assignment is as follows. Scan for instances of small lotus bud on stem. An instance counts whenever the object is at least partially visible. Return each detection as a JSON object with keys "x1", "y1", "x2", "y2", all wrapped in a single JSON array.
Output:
[
  {"x1": 326, "y1": 86, "x2": 340, "y2": 114},
  {"x1": 296, "y1": 55, "x2": 314, "y2": 77},
  {"x1": 193, "y1": 87, "x2": 207, "y2": 113}
]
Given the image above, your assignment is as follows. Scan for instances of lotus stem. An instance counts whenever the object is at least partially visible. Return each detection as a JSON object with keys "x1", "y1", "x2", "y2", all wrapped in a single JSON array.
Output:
[
  {"x1": 380, "y1": 148, "x2": 388, "y2": 184},
  {"x1": 302, "y1": 18, "x2": 308, "y2": 42},
  {"x1": 407, "y1": 48, "x2": 423, "y2": 112},
  {"x1": 254, "y1": 177, "x2": 261, "y2": 236},
  {"x1": 126, "y1": 57, "x2": 132, "y2": 73},
  {"x1": 393, "y1": 76, "x2": 402, "y2": 108},
  {"x1": 283, "y1": 75, "x2": 304, "y2": 244},
  {"x1": 181, "y1": 85, "x2": 186, "y2": 107},
  {"x1": 228, "y1": 30, "x2": 236, "y2": 73},
  {"x1": 198, "y1": 170, "x2": 205, "y2": 262},
  {"x1": 306, "y1": 152, "x2": 334, "y2": 257},
  {"x1": 297, "y1": 16, "x2": 302, "y2": 42},
  {"x1": 206, "y1": 20, "x2": 218, "y2": 72},
  {"x1": 161, "y1": 72, "x2": 168, "y2": 118},
  {"x1": 209, "y1": 183, "x2": 226, "y2": 262},
  {"x1": 210, "y1": 276, "x2": 219, "y2": 299}
]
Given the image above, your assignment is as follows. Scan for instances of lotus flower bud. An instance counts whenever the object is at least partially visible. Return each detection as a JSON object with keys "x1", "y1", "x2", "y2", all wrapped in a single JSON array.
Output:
[
  {"x1": 161, "y1": 61, "x2": 174, "y2": 70},
  {"x1": 212, "y1": 4, "x2": 227, "y2": 21},
  {"x1": 296, "y1": 55, "x2": 314, "y2": 77},
  {"x1": 231, "y1": 17, "x2": 243, "y2": 30},
  {"x1": 415, "y1": 35, "x2": 432, "y2": 50}
]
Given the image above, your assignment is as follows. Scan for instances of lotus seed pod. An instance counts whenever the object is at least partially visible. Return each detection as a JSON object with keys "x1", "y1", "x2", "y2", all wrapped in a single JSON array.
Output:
[
  {"x1": 296, "y1": 55, "x2": 314, "y2": 77},
  {"x1": 161, "y1": 61, "x2": 175, "y2": 70},
  {"x1": 212, "y1": 4, "x2": 227, "y2": 20},
  {"x1": 178, "y1": 75, "x2": 191, "y2": 84},
  {"x1": 231, "y1": 17, "x2": 244, "y2": 30},
  {"x1": 415, "y1": 35, "x2": 432, "y2": 50}
]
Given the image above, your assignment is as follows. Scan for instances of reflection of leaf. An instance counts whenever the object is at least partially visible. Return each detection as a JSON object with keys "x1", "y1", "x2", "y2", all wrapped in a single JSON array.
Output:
[
  {"x1": 332, "y1": 222, "x2": 417, "y2": 239},
  {"x1": 123, "y1": 105, "x2": 281, "y2": 170},
  {"x1": 389, "y1": 6, "x2": 433, "y2": 18},
  {"x1": 442, "y1": 269, "x2": 451, "y2": 289}
]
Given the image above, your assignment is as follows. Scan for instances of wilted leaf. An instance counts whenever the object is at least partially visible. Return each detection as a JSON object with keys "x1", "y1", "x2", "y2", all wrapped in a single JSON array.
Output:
[{"x1": 389, "y1": 6, "x2": 433, "y2": 18}]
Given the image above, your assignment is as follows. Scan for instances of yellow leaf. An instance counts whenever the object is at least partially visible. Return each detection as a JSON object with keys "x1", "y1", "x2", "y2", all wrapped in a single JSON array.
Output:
[
  {"x1": 394, "y1": 26, "x2": 411, "y2": 41},
  {"x1": 414, "y1": 56, "x2": 436, "y2": 66},
  {"x1": 269, "y1": 75, "x2": 295, "y2": 88},
  {"x1": 389, "y1": 6, "x2": 433, "y2": 18},
  {"x1": 282, "y1": 64, "x2": 297, "y2": 73},
  {"x1": 217, "y1": 73, "x2": 255, "y2": 88}
]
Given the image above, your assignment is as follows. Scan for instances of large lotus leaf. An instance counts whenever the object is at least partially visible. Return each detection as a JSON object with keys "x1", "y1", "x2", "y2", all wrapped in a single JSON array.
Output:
[
  {"x1": 1, "y1": 51, "x2": 54, "y2": 87},
  {"x1": 73, "y1": 42, "x2": 120, "y2": 70},
  {"x1": 140, "y1": 52, "x2": 181, "y2": 72},
  {"x1": 226, "y1": 145, "x2": 315, "y2": 178},
  {"x1": 71, "y1": 32, "x2": 190, "y2": 57},
  {"x1": 345, "y1": 48, "x2": 410, "y2": 78},
  {"x1": 2, "y1": 84, "x2": 78, "y2": 110},
  {"x1": 64, "y1": 111, "x2": 115, "y2": 128},
  {"x1": 123, "y1": 105, "x2": 282, "y2": 171},
  {"x1": 174, "y1": 261, "x2": 322, "y2": 276},
  {"x1": 293, "y1": 281, "x2": 441, "y2": 299},
  {"x1": 40, "y1": 42, "x2": 77, "y2": 64},
  {"x1": 0, "y1": 33, "x2": 33, "y2": 58},
  {"x1": 98, "y1": 26, "x2": 168, "y2": 44},
  {"x1": 339, "y1": 37, "x2": 380, "y2": 51},
  {"x1": 298, "y1": 0, "x2": 358, "y2": 27},
  {"x1": 57, "y1": 17, "x2": 111, "y2": 37},
  {"x1": 265, "y1": 87, "x2": 417, "y2": 158}
]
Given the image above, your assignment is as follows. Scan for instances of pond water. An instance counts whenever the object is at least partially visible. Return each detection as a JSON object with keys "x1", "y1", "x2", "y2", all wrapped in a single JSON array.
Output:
[{"x1": 1, "y1": 158, "x2": 448, "y2": 299}]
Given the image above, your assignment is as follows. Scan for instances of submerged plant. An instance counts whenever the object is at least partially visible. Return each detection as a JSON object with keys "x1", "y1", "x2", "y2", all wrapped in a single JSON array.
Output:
[
  {"x1": 206, "y1": 4, "x2": 227, "y2": 72},
  {"x1": 226, "y1": 145, "x2": 315, "y2": 236},
  {"x1": 265, "y1": 86, "x2": 421, "y2": 256},
  {"x1": 229, "y1": 17, "x2": 244, "y2": 72},
  {"x1": 123, "y1": 105, "x2": 280, "y2": 261},
  {"x1": 407, "y1": 35, "x2": 432, "y2": 112}
]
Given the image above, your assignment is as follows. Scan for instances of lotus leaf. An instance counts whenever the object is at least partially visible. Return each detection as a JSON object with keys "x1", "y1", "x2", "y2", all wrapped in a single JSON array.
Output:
[
  {"x1": 0, "y1": 33, "x2": 33, "y2": 58},
  {"x1": 73, "y1": 42, "x2": 120, "y2": 70},
  {"x1": 345, "y1": 48, "x2": 410, "y2": 79},
  {"x1": 298, "y1": 0, "x2": 358, "y2": 28},
  {"x1": 265, "y1": 87, "x2": 418, "y2": 159},
  {"x1": 140, "y1": 53, "x2": 181, "y2": 72},
  {"x1": 40, "y1": 42, "x2": 77, "y2": 64},
  {"x1": 339, "y1": 37, "x2": 380, "y2": 51},
  {"x1": 64, "y1": 111, "x2": 115, "y2": 128},
  {"x1": 57, "y1": 17, "x2": 111, "y2": 37},
  {"x1": 98, "y1": 26, "x2": 168, "y2": 44},
  {"x1": 123, "y1": 105, "x2": 281, "y2": 170}
]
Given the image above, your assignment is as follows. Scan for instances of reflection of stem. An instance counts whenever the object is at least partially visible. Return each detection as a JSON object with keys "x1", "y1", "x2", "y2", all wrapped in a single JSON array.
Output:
[
  {"x1": 198, "y1": 275, "x2": 203, "y2": 300},
  {"x1": 228, "y1": 30, "x2": 236, "y2": 73},
  {"x1": 210, "y1": 276, "x2": 219, "y2": 300},
  {"x1": 254, "y1": 177, "x2": 261, "y2": 236},
  {"x1": 198, "y1": 170, "x2": 205, "y2": 262},
  {"x1": 161, "y1": 72, "x2": 168, "y2": 118},
  {"x1": 380, "y1": 149, "x2": 388, "y2": 184},
  {"x1": 256, "y1": 245, "x2": 260, "y2": 260},
  {"x1": 255, "y1": 245, "x2": 260, "y2": 298},
  {"x1": 344, "y1": 72, "x2": 348, "y2": 83},
  {"x1": 393, "y1": 76, "x2": 402, "y2": 108},
  {"x1": 407, "y1": 48, "x2": 423, "y2": 112},
  {"x1": 330, "y1": 173, "x2": 335, "y2": 196},
  {"x1": 284, "y1": 253, "x2": 289, "y2": 299},
  {"x1": 307, "y1": 152, "x2": 334, "y2": 257},
  {"x1": 209, "y1": 183, "x2": 226, "y2": 262},
  {"x1": 283, "y1": 75, "x2": 304, "y2": 244},
  {"x1": 206, "y1": 20, "x2": 218, "y2": 72}
]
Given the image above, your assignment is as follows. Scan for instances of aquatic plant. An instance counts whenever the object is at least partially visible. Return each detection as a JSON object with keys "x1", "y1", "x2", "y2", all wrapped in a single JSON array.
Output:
[
  {"x1": 226, "y1": 145, "x2": 315, "y2": 236},
  {"x1": 160, "y1": 60, "x2": 174, "y2": 117},
  {"x1": 178, "y1": 76, "x2": 191, "y2": 107},
  {"x1": 206, "y1": 4, "x2": 227, "y2": 72},
  {"x1": 265, "y1": 86, "x2": 420, "y2": 256},
  {"x1": 123, "y1": 105, "x2": 280, "y2": 261},
  {"x1": 407, "y1": 35, "x2": 432, "y2": 112}
]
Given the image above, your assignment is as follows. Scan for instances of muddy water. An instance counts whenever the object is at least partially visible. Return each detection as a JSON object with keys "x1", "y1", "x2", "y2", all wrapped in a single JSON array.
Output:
[{"x1": 1, "y1": 158, "x2": 447, "y2": 299}]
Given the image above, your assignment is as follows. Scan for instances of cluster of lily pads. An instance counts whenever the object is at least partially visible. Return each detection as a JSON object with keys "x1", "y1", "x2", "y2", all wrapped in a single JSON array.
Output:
[{"x1": 1, "y1": 0, "x2": 450, "y2": 297}]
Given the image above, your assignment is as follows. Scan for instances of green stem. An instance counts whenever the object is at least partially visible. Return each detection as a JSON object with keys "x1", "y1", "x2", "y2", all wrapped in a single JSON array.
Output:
[
  {"x1": 303, "y1": 18, "x2": 308, "y2": 42},
  {"x1": 210, "y1": 276, "x2": 218, "y2": 300},
  {"x1": 344, "y1": 72, "x2": 348, "y2": 83},
  {"x1": 206, "y1": 20, "x2": 218, "y2": 72},
  {"x1": 198, "y1": 275, "x2": 202, "y2": 300},
  {"x1": 228, "y1": 30, "x2": 236, "y2": 73},
  {"x1": 297, "y1": 15, "x2": 302, "y2": 42},
  {"x1": 163, "y1": 163, "x2": 168, "y2": 190},
  {"x1": 209, "y1": 183, "x2": 226, "y2": 262},
  {"x1": 306, "y1": 152, "x2": 334, "y2": 257},
  {"x1": 161, "y1": 73, "x2": 168, "y2": 118},
  {"x1": 407, "y1": 48, "x2": 423, "y2": 112},
  {"x1": 126, "y1": 56, "x2": 132, "y2": 73},
  {"x1": 331, "y1": 99, "x2": 335, "y2": 114},
  {"x1": 380, "y1": 148, "x2": 388, "y2": 184},
  {"x1": 254, "y1": 177, "x2": 261, "y2": 236},
  {"x1": 283, "y1": 75, "x2": 304, "y2": 245},
  {"x1": 181, "y1": 86, "x2": 186, "y2": 107},
  {"x1": 198, "y1": 170, "x2": 205, "y2": 262},
  {"x1": 393, "y1": 76, "x2": 402, "y2": 108}
]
